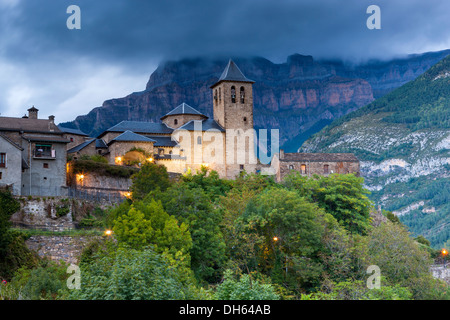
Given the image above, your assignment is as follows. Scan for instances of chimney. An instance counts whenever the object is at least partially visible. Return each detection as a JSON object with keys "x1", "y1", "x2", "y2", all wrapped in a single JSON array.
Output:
[
  {"x1": 48, "y1": 115, "x2": 55, "y2": 132},
  {"x1": 27, "y1": 106, "x2": 39, "y2": 119},
  {"x1": 280, "y1": 149, "x2": 285, "y2": 160}
]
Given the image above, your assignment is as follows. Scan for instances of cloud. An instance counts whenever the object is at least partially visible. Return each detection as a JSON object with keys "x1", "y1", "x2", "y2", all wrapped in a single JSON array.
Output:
[{"x1": 0, "y1": 0, "x2": 449, "y2": 121}]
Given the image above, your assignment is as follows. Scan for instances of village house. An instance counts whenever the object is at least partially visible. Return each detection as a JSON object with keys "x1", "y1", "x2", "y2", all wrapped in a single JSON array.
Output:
[
  {"x1": 0, "y1": 107, "x2": 69, "y2": 196},
  {"x1": 270, "y1": 150, "x2": 360, "y2": 182}
]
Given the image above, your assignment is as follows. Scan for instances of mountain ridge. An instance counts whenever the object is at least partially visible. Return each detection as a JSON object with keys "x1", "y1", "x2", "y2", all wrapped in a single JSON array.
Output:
[{"x1": 60, "y1": 50, "x2": 450, "y2": 152}]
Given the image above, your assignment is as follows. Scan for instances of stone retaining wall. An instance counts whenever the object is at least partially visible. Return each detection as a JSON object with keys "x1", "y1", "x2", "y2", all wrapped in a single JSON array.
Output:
[{"x1": 25, "y1": 235, "x2": 98, "y2": 265}]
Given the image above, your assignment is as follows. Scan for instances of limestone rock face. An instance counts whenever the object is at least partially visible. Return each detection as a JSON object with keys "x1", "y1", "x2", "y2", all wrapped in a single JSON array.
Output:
[{"x1": 62, "y1": 50, "x2": 449, "y2": 151}]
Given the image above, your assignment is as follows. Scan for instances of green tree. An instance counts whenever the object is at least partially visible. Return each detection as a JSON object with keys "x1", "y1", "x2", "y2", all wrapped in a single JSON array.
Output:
[
  {"x1": 239, "y1": 187, "x2": 340, "y2": 293},
  {"x1": 0, "y1": 191, "x2": 38, "y2": 281},
  {"x1": 284, "y1": 173, "x2": 372, "y2": 235},
  {"x1": 112, "y1": 199, "x2": 192, "y2": 271},
  {"x1": 130, "y1": 162, "x2": 170, "y2": 200},
  {"x1": 71, "y1": 247, "x2": 206, "y2": 300},
  {"x1": 215, "y1": 269, "x2": 280, "y2": 300},
  {"x1": 151, "y1": 184, "x2": 226, "y2": 283}
]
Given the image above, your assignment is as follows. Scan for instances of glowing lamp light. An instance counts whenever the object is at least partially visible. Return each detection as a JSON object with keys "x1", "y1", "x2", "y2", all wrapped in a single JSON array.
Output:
[
  {"x1": 273, "y1": 236, "x2": 279, "y2": 242},
  {"x1": 442, "y1": 249, "x2": 448, "y2": 256},
  {"x1": 147, "y1": 157, "x2": 153, "y2": 162},
  {"x1": 105, "y1": 230, "x2": 113, "y2": 236}
]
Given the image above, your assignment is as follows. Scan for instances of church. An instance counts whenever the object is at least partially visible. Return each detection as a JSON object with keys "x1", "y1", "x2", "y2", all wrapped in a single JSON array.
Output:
[
  {"x1": 67, "y1": 59, "x2": 360, "y2": 181},
  {"x1": 68, "y1": 59, "x2": 260, "y2": 179}
]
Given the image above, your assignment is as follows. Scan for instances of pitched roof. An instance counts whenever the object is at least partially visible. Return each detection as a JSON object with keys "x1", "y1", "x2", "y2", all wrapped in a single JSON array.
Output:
[
  {"x1": 67, "y1": 139, "x2": 96, "y2": 153},
  {"x1": 57, "y1": 125, "x2": 89, "y2": 136},
  {"x1": 281, "y1": 153, "x2": 359, "y2": 162},
  {"x1": 211, "y1": 59, "x2": 255, "y2": 88},
  {"x1": 95, "y1": 139, "x2": 108, "y2": 148},
  {"x1": 160, "y1": 103, "x2": 206, "y2": 120},
  {"x1": 104, "y1": 121, "x2": 173, "y2": 135},
  {"x1": 176, "y1": 119, "x2": 225, "y2": 132},
  {"x1": 110, "y1": 130, "x2": 157, "y2": 144},
  {"x1": 21, "y1": 134, "x2": 70, "y2": 144},
  {"x1": 146, "y1": 135, "x2": 179, "y2": 147},
  {"x1": 0, "y1": 116, "x2": 61, "y2": 134}
]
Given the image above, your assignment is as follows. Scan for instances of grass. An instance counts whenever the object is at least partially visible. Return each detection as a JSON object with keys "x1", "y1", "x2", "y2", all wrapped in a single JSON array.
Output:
[{"x1": 13, "y1": 228, "x2": 104, "y2": 237}]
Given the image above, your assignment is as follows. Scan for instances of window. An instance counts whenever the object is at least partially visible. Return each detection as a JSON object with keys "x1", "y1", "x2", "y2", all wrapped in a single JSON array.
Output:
[
  {"x1": 159, "y1": 149, "x2": 164, "y2": 155},
  {"x1": 70, "y1": 137, "x2": 74, "y2": 142},
  {"x1": 289, "y1": 165, "x2": 294, "y2": 170},
  {"x1": 43, "y1": 163, "x2": 49, "y2": 169},
  {"x1": 0, "y1": 172, "x2": 2, "y2": 179},
  {"x1": 301, "y1": 164, "x2": 307, "y2": 174},
  {"x1": 0, "y1": 153, "x2": 5, "y2": 168},
  {"x1": 240, "y1": 164, "x2": 244, "y2": 170},
  {"x1": 214, "y1": 89, "x2": 218, "y2": 102},
  {"x1": 243, "y1": 117, "x2": 247, "y2": 122},
  {"x1": 240, "y1": 87, "x2": 245, "y2": 103},
  {"x1": 231, "y1": 86, "x2": 236, "y2": 103},
  {"x1": 174, "y1": 119, "x2": 178, "y2": 125},
  {"x1": 34, "y1": 144, "x2": 53, "y2": 158},
  {"x1": 219, "y1": 87, "x2": 221, "y2": 101},
  {"x1": 324, "y1": 164, "x2": 329, "y2": 174},
  {"x1": 197, "y1": 136, "x2": 202, "y2": 145}
]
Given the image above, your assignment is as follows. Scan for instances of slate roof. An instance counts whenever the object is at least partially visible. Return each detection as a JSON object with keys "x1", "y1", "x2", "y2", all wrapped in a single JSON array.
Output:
[
  {"x1": 160, "y1": 103, "x2": 207, "y2": 120},
  {"x1": 110, "y1": 130, "x2": 157, "y2": 144},
  {"x1": 211, "y1": 59, "x2": 255, "y2": 88},
  {"x1": 95, "y1": 139, "x2": 108, "y2": 148},
  {"x1": 104, "y1": 121, "x2": 173, "y2": 135},
  {"x1": 57, "y1": 125, "x2": 89, "y2": 136},
  {"x1": 281, "y1": 153, "x2": 359, "y2": 162},
  {"x1": 146, "y1": 135, "x2": 179, "y2": 147},
  {"x1": 22, "y1": 134, "x2": 70, "y2": 144},
  {"x1": 67, "y1": 139, "x2": 96, "y2": 153},
  {"x1": 176, "y1": 119, "x2": 225, "y2": 132},
  {"x1": 0, "y1": 116, "x2": 61, "y2": 134}
]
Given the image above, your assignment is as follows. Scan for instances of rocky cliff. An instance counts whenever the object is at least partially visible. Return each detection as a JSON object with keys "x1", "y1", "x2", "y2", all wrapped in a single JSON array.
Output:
[{"x1": 60, "y1": 50, "x2": 450, "y2": 152}]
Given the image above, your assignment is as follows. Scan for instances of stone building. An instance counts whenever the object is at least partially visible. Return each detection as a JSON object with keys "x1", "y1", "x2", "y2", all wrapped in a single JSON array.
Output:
[
  {"x1": 69, "y1": 59, "x2": 260, "y2": 179},
  {"x1": 0, "y1": 107, "x2": 69, "y2": 196},
  {"x1": 271, "y1": 150, "x2": 360, "y2": 182},
  {"x1": 57, "y1": 125, "x2": 90, "y2": 150}
]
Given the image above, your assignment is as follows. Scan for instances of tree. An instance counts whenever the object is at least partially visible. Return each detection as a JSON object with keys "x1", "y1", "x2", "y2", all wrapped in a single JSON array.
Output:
[
  {"x1": 284, "y1": 173, "x2": 373, "y2": 235},
  {"x1": 130, "y1": 162, "x2": 170, "y2": 200},
  {"x1": 70, "y1": 247, "x2": 206, "y2": 300},
  {"x1": 239, "y1": 187, "x2": 340, "y2": 293},
  {"x1": 215, "y1": 269, "x2": 280, "y2": 300},
  {"x1": 112, "y1": 199, "x2": 192, "y2": 271},
  {"x1": 0, "y1": 191, "x2": 37, "y2": 281},
  {"x1": 151, "y1": 183, "x2": 226, "y2": 283}
]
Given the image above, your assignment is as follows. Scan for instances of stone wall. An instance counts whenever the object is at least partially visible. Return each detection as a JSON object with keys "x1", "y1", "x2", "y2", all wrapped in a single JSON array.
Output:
[
  {"x1": 75, "y1": 171, "x2": 132, "y2": 193},
  {"x1": 25, "y1": 235, "x2": 98, "y2": 265},
  {"x1": 275, "y1": 159, "x2": 360, "y2": 182},
  {"x1": 430, "y1": 265, "x2": 450, "y2": 285},
  {"x1": 10, "y1": 197, "x2": 75, "y2": 230}
]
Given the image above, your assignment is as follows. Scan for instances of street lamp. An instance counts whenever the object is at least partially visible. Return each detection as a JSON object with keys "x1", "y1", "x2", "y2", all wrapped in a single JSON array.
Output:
[
  {"x1": 105, "y1": 229, "x2": 113, "y2": 236},
  {"x1": 442, "y1": 248, "x2": 448, "y2": 268}
]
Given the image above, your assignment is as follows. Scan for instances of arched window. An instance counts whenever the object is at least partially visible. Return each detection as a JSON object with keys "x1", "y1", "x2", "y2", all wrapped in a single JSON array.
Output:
[
  {"x1": 174, "y1": 119, "x2": 178, "y2": 125},
  {"x1": 243, "y1": 117, "x2": 247, "y2": 122},
  {"x1": 214, "y1": 89, "x2": 218, "y2": 102},
  {"x1": 219, "y1": 87, "x2": 221, "y2": 101},
  {"x1": 240, "y1": 87, "x2": 245, "y2": 103},
  {"x1": 197, "y1": 136, "x2": 202, "y2": 145},
  {"x1": 231, "y1": 86, "x2": 236, "y2": 103},
  {"x1": 324, "y1": 164, "x2": 329, "y2": 174},
  {"x1": 289, "y1": 165, "x2": 294, "y2": 170}
]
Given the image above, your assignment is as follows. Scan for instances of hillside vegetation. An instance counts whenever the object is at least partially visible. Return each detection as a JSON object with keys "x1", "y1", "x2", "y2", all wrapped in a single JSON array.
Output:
[{"x1": 300, "y1": 56, "x2": 450, "y2": 248}]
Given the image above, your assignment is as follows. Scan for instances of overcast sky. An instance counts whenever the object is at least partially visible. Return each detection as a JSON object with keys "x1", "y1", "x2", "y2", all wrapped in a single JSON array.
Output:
[{"x1": 1, "y1": 0, "x2": 449, "y2": 123}]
